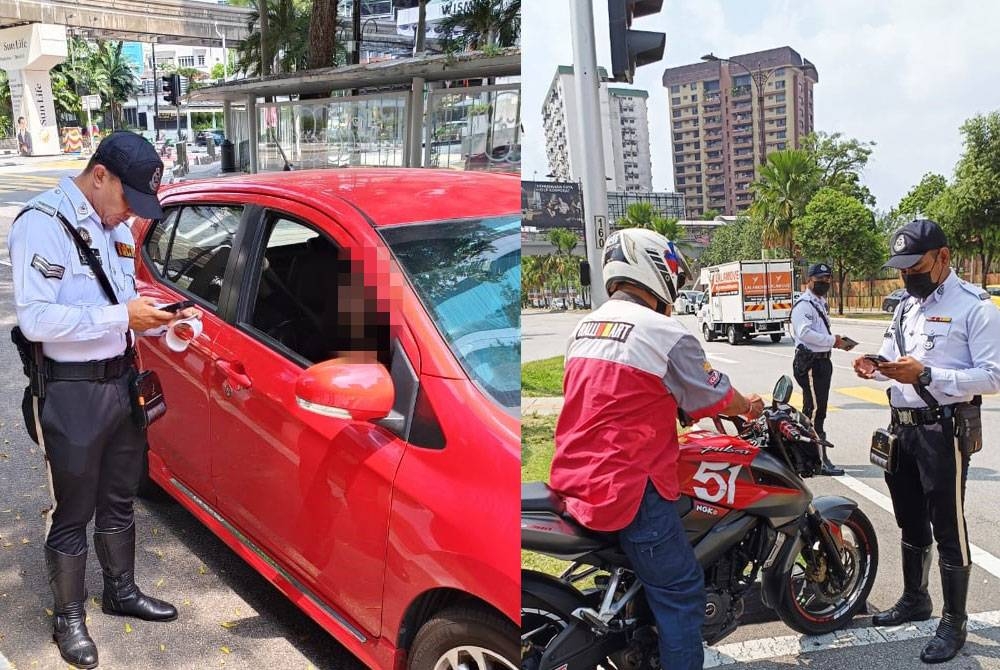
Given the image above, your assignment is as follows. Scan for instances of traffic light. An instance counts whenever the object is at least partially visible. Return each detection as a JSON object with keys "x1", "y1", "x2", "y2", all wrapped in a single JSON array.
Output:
[
  {"x1": 608, "y1": 0, "x2": 666, "y2": 84},
  {"x1": 161, "y1": 74, "x2": 181, "y2": 106}
]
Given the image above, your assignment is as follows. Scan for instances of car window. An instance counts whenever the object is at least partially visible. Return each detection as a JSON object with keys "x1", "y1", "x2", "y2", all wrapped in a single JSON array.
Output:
[
  {"x1": 244, "y1": 214, "x2": 389, "y2": 365},
  {"x1": 143, "y1": 205, "x2": 242, "y2": 309}
]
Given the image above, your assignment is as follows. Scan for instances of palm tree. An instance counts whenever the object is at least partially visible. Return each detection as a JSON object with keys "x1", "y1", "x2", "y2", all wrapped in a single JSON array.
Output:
[
  {"x1": 307, "y1": 0, "x2": 338, "y2": 69},
  {"x1": 236, "y1": 0, "x2": 309, "y2": 77},
  {"x1": 437, "y1": 0, "x2": 521, "y2": 52},
  {"x1": 750, "y1": 148, "x2": 819, "y2": 268},
  {"x1": 90, "y1": 41, "x2": 141, "y2": 130},
  {"x1": 547, "y1": 227, "x2": 580, "y2": 304},
  {"x1": 617, "y1": 202, "x2": 682, "y2": 240},
  {"x1": 50, "y1": 37, "x2": 94, "y2": 123}
]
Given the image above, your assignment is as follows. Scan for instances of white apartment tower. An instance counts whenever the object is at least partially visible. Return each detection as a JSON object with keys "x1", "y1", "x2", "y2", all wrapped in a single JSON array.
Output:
[{"x1": 542, "y1": 65, "x2": 653, "y2": 193}]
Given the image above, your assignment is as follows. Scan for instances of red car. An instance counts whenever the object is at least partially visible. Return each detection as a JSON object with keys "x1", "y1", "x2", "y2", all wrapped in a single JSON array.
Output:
[{"x1": 131, "y1": 169, "x2": 520, "y2": 670}]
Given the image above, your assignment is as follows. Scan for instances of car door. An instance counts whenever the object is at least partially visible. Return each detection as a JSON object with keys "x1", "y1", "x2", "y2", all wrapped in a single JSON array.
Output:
[
  {"x1": 207, "y1": 202, "x2": 412, "y2": 637},
  {"x1": 136, "y1": 203, "x2": 245, "y2": 504}
]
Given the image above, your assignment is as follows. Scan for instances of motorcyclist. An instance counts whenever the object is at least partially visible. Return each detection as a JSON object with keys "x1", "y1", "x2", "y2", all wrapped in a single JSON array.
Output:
[{"x1": 549, "y1": 228, "x2": 765, "y2": 670}]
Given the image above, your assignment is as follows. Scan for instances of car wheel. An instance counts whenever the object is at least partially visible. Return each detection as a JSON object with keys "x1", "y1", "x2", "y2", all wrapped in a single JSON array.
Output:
[
  {"x1": 408, "y1": 605, "x2": 517, "y2": 670},
  {"x1": 703, "y1": 323, "x2": 716, "y2": 342},
  {"x1": 727, "y1": 325, "x2": 739, "y2": 345},
  {"x1": 771, "y1": 333, "x2": 783, "y2": 343}
]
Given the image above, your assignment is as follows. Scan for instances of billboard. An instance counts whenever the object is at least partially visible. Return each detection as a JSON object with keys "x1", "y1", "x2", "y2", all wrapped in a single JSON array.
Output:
[{"x1": 521, "y1": 181, "x2": 584, "y2": 234}]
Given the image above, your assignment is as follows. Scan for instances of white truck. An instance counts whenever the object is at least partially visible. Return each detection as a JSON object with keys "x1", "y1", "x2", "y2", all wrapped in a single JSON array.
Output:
[{"x1": 698, "y1": 259, "x2": 794, "y2": 345}]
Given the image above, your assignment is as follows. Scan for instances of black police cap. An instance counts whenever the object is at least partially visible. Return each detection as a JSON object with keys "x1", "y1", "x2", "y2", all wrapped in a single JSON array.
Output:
[
  {"x1": 884, "y1": 219, "x2": 948, "y2": 269},
  {"x1": 93, "y1": 130, "x2": 165, "y2": 219},
  {"x1": 808, "y1": 263, "x2": 832, "y2": 278}
]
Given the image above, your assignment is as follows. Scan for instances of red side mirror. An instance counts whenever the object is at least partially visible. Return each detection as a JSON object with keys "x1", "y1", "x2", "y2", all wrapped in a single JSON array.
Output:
[{"x1": 295, "y1": 361, "x2": 394, "y2": 422}]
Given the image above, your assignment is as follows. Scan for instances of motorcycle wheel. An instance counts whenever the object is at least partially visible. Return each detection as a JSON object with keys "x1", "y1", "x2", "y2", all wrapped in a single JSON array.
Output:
[
  {"x1": 774, "y1": 507, "x2": 879, "y2": 636},
  {"x1": 521, "y1": 592, "x2": 576, "y2": 670}
]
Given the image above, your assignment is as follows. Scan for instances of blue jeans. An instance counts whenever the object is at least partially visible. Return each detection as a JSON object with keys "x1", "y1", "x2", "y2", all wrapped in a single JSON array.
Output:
[{"x1": 619, "y1": 482, "x2": 705, "y2": 670}]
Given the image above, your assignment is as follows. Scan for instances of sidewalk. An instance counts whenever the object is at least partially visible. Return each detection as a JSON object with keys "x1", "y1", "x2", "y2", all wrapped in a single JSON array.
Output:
[{"x1": 522, "y1": 396, "x2": 563, "y2": 416}]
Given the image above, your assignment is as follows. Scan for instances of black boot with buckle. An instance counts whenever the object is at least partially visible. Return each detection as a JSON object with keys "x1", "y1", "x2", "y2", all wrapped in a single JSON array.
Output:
[
  {"x1": 921, "y1": 562, "x2": 971, "y2": 664},
  {"x1": 93, "y1": 524, "x2": 177, "y2": 622},
  {"x1": 873, "y1": 542, "x2": 933, "y2": 626},
  {"x1": 46, "y1": 545, "x2": 98, "y2": 669}
]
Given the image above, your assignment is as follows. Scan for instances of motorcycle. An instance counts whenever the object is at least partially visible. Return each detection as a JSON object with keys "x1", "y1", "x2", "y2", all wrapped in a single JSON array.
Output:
[{"x1": 521, "y1": 376, "x2": 878, "y2": 670}]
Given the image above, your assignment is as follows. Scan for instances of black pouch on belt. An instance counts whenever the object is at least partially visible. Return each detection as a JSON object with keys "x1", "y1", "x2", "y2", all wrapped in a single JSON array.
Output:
[
  {"x1": 954, "y1": 398, "x2": 983, "y2": 456},
  {"x1": 130, "y1": 370, "x2": 167, "y2": 430},
  {"x1": 870, "y1": 428, "x2": 898, "y2": 473},
  {"x1": 793, "y1": 347, "x2": 815, "y2": 377}
]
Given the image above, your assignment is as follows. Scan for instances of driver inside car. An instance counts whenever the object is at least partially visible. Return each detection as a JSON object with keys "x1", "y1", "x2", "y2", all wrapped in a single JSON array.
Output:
[{"x1": 549, "y1": 228, "x2": 764, "y2": 670}]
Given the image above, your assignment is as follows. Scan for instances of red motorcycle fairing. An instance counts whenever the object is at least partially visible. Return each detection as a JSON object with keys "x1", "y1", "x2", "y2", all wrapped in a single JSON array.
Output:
[{"x1": 678, "y1": 430, "x2": 807, "y2": 514}]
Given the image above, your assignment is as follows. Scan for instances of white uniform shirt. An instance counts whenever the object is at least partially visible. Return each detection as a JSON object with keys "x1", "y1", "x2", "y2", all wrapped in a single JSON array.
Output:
[
  {"x1": 8, "y1": 176, "x2": 137, "y2": 362},
  {"x1": 791, "y1": 288, "x2": 836, "y2": 352},
  {"x1": 878, "y1": 272, "x2": 1000, "y2": 408}
]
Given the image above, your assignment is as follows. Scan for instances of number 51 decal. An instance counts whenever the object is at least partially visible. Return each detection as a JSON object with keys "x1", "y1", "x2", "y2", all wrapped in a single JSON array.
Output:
[{"x1": 693, "y1": 461, "x2": 743, "y2": 505}]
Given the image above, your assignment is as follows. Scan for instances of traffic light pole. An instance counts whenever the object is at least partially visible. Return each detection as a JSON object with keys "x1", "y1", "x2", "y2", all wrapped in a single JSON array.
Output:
[{"x1": 570, "y1": 0, "x2": 610, "y2": 308}]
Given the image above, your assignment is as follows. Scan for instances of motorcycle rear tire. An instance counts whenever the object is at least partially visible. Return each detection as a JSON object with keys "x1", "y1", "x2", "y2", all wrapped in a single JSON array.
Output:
[{"x1": 773, "y1": 507, "x2": 879, "y2": 636}]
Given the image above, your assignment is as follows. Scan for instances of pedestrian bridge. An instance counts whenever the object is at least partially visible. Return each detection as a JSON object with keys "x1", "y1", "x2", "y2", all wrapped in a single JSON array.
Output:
[{"x1": 0, "y1": 0, "x2": 251, "y2": 47}]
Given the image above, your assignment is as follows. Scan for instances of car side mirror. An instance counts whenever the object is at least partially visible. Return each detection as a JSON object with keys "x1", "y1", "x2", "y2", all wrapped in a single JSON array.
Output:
[{"x1": 295, "y1": 361, "x2": 394, "y2": 422}]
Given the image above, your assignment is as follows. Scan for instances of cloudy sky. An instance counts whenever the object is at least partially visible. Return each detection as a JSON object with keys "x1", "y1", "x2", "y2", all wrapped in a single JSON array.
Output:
[{"x1": 522, "y1": 0, "x2": 1000, "y2": 211}]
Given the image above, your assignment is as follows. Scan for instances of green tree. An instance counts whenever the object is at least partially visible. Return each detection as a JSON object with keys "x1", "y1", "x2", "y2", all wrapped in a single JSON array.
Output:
[
  {"x1": 90, "y1": 40, "x2": 141, "y2": 130},
  {"x1": 802, "y1": 131, "x2": 876, "y2": 206},
  {"x1": 796, "y1": 188, "x2": 885, "y2": 314},
  {"x1": 701, "y1": 208, "x2": 720, "y2": 221},
  {"x1": 699, "y1": 216, "x2": 762, "y2": 266},
  {"x1": 236, "y1": 0, "x2": 310, "y2": 77},
  {"x1": 307, "y1": 0, "x2": 338, "y2": 69},
  {"x1": 617, "y1": 202, "x2": 681, "y2": 240},
  {"x1": 437, "y1": 0, "x2": 521, "y2": 52},
  {"x1": 210, "y1": 62, "x2": 226, "y2": 81},
  {"x1": 895, "y1": 172, "x2": 947, "y2": 223},
  {"x1": 750, "y1": 148, "x2": 819, "y2": 269},
  {"x1": 546, "y1": 227, "x2": 580, "y2": 300}
]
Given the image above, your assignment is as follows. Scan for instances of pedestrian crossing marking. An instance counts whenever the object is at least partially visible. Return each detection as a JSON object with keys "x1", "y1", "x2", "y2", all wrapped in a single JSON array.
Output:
[{"x1": 836, "y1": 386, "x2": 891, "y2": 406}]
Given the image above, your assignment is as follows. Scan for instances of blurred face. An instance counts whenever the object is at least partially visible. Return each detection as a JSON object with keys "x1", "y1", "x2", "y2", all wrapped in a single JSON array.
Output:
[
  {"x1": 89, "y1": 164, "x2": 135, "y2": 228},
  {"x1": 901, "y1": 247, "x2": 950, "y2": 283}
]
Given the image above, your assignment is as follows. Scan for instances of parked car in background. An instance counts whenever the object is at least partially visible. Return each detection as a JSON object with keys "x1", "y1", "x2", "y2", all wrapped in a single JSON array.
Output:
[
  {"x1": 133, "y1": 169, "x2": 519, "y2": 670},
  {"x1": 882, "y1": 288, "x2": 909, "y2": 312},
  {"x1": 675, "y1": 289, "x2": 703, "y2": 315},
  {"x1": 987, "y1": 285, "x2": 1000, "y2": 309},
  {"x1": 195, "y1": 128, "x2": 225, "y2": 146}
]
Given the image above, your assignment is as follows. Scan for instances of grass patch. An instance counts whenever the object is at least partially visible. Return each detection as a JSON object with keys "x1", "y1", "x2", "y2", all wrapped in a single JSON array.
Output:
[
  {"x1": 522, "y1": 412, "x2": 574, "y2": 577},
  {"x1": 521, "y1": 356, "x2": 565, "y2": 397}
]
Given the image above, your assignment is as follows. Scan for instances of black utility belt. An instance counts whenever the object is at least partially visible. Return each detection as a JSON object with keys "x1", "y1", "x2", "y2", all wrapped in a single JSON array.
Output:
[
  {"x1": 44, "y1": 350, "x2": 136, "y2": 382},
  {"x1": 795, "y1": 346, "x2": 831, "y2": 360},
  {"x1": 891, "y1": 403, "x2": 963, "y2": 427}
]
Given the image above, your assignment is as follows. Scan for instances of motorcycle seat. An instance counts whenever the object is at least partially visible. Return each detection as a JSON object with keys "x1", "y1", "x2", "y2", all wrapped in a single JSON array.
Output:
[{"x1": 521, "y1": 481, "x2": 565, "y2": 514}]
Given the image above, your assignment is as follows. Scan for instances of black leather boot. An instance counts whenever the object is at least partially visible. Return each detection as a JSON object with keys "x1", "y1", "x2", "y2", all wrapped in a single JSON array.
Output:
[
  {"x1": 93, "y1": 524, "x2": 177, "y2": 622},
  {"x1": 873, "y1": 542, "x2": 933, "y2": 626},
  {"x1": 921, "y1": 563, "x2": 971, "y2": 663},
  {"x1": 819, "y1": 444, "x2": 845, "y2": 477},
  {"x1": 45, "y1": 545, "x2": 98, "y2": 669}
]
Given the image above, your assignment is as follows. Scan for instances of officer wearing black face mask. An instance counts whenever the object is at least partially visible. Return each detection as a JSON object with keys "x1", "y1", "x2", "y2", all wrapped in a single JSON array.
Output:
[
  {"x1": 790, "y1": 263, "x2": 852, "y2": 475},
  {"x1": 854, "y1": 219, "x2": 1000, "y2": 664}
]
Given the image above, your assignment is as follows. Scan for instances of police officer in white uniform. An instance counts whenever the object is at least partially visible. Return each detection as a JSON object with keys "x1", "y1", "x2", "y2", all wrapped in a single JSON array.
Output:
[
  {"x1": 854, "y1": 219, "x2": 1000, "y2": 664},
  {"x1": 791, "y1": 263, "x2": 851, "y2": 475},
  {"x1": 8, "y1": 131, "x2": 195, "y2": 669}
]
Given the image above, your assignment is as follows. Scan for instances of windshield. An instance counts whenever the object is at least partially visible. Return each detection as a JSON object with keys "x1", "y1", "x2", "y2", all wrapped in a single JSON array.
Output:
[{"x1": 381, "y1": 215, "x2": 520, "y2": 412}]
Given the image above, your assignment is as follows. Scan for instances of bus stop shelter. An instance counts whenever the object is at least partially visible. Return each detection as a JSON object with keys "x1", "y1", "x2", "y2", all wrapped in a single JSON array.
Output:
[{"x1": 189, "y1": 49, "x2": 520, "y2": 174}]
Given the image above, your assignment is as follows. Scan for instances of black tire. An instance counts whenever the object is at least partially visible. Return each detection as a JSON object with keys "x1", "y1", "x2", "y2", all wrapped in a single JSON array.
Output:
[
  {"x1": 408, "y1": 605, "x2": 518, "y2": 670},
  {"x1": 521, "y1": 592, "x2": 577, "y2": 670},
  {"x1": 774, "y1": 508, "x2": 879, "y2": 636},
  {"x1": 771, "y1": 333, "x2": 783, "y2": 343},
  {"x1": 727, "y1": 325, "x2": 739, "y2": 345},
  {"x1": 703, "y1": 323, "x2": 716, "y2": 342}
]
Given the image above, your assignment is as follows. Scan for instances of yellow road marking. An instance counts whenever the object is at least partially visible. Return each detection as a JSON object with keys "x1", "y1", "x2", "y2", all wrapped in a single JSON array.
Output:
[{"x1": 836, "y1": 386, "x2": 890, "y2": 406}]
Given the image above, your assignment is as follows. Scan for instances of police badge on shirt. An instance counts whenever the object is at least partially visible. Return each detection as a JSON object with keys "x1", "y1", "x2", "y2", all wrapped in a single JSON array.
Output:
[{"x1": 76, "y1": 226, "x2": 101, "y2": 267}]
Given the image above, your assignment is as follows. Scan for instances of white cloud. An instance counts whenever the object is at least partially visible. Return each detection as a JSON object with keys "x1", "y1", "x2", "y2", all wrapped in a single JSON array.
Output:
[{"x1": 522, "y1": 0, "x2": 1000, "y2": 210}]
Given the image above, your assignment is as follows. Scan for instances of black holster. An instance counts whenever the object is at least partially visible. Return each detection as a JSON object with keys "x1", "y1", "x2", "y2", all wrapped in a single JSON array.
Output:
[{"x1": 12, "y1": 326, "x2": 46, "y2": 444}]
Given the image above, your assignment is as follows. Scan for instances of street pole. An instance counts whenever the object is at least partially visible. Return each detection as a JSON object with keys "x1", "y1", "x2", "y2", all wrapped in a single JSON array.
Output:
[
  {"x1": 569, "y1": 0, "x2": 610, "y2": 308},
  {"x1": 151, "y1": 42, "x2": 159, "y2": 138}
]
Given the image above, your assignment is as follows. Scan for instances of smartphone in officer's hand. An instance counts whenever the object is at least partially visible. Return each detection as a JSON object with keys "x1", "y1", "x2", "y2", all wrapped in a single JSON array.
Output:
[
  {"x1": 863, "y1": 354, "x2": 889, "y2": 367},
  {"x1": 840, "y1": 336, "x2": 859, "y2": 351},
  {"x1": 158, "y1": 300, "x2": 196, "y2": 314}
]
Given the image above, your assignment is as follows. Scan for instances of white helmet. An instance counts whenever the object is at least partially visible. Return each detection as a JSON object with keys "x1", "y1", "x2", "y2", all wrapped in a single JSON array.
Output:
[{"x1": 602, "y1": 228, "x2": 690, "y2": 305}]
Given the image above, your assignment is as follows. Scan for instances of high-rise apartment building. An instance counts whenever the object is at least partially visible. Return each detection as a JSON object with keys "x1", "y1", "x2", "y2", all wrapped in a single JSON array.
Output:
[
  {"x1": 662, "y1": 47, "x2": 817, "y2": 217},
  {"x1": 543, "y1": 65, "x2": 653, "y2": 193}
]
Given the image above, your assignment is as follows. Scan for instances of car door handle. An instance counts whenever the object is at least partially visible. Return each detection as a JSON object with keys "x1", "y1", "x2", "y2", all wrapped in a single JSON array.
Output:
[{"x1": 215, "y1": 359, "x2": 252, "y2": 391}]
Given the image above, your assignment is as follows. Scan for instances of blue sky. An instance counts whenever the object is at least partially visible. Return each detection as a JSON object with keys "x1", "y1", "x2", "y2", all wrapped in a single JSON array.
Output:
[{"x1": 523, "y1": 0, "x2": 1000, "y2": 211}]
